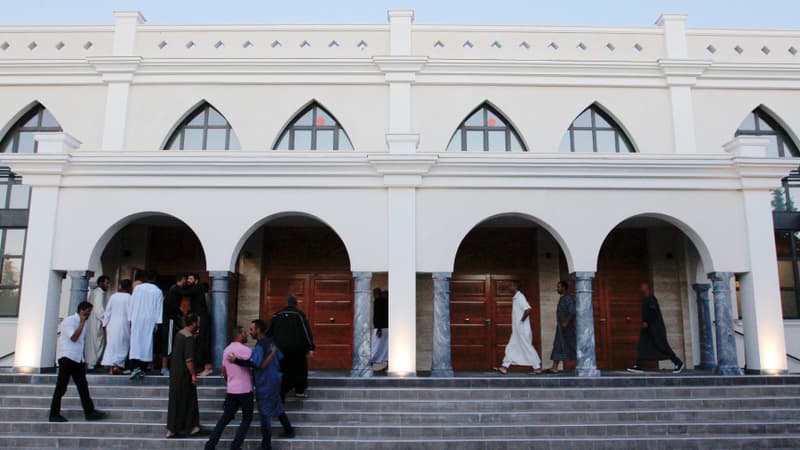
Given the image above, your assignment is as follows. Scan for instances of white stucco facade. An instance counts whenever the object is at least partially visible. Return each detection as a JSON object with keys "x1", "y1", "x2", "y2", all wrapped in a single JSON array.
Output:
[{"x1": 0, "y1": 10, "x2": 798, "y2": 374}]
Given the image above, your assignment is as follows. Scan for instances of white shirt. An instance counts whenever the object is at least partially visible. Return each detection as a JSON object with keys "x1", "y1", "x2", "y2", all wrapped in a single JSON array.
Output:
[{"x1": 58, "y1": 313, "x2": 87, "y2": 363}]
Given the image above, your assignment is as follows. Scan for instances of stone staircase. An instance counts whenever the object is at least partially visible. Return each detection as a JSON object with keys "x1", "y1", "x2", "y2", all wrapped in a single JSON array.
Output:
[{"x1": 0, "y1": 372, "x2": 799, "y2": 449}]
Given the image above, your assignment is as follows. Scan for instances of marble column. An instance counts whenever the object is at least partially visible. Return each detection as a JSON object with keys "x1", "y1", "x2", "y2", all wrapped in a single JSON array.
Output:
[
  {"x1": 67, "y1": 271, "x2": 94, "y2": 315},
  {"x1": 351, "y1": 272, "x2": 373, "y2": 377},
  {"x1": 431, "y1": 272, "x2": 454, "y2": 377},
  {"x1": 209, "y1": 271, "x2": 232, "y2": 371},
  {"x1": 573, "y1": 272, "x2": 601, "y2": 377},
  {"x1": 708, "y1": 272, "x2": 743, "y2": 375},
  {"x1": 692, "y1": 283, "x2": 717, "y2": 370}
]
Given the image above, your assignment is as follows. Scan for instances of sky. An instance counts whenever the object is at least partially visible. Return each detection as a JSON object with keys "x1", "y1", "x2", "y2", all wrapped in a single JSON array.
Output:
[{"x1": 0, "y1": 0, "x2": 798, "y2": 29}]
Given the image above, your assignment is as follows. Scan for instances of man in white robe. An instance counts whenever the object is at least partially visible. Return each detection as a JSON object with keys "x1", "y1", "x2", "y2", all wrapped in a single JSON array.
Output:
[
  {"x1": 498, "y1": 280, "x2": 542, "y2": 374},
  {"x1": 128, "y1": 270, "x2": 163, "y2": 379},
  {"x1": 101, "y1": 279, "x2": 133, "y2": 373},
  {"x1": 84, "y1": 275, "x2": 110, "y2": 369}
]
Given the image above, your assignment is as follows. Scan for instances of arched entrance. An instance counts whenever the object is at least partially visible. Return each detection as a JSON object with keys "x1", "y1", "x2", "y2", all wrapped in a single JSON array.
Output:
[
  {"x1": 450, "y1": 215, "x2": 566, "y2": 371},
  {"x1": 235, "y1": 214, "x2": 352, "y2": 370},
  {"x1": 590, "y1": 216, "x2": 707, "y2": 370}
]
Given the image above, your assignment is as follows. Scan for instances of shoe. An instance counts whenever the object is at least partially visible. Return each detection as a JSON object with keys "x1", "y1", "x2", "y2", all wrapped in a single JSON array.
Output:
[
  {"x1": 48, "y1": 415, "x2": 68, "y2": 423},
  {"x1": 161, "y1": 368, "x2": 170, "y2": 377},
  {"x1": 85, "y1": 410, "x2": 108, "y2": 421},
  {"x1": 673, "y1": 361, "x2": 685, "y2": 374},
  {"x1": 198, "y1": 368, "x2": 213, "y2": 377},
  {"x1": 626, "y1": 366, "x2": 645, "y2": 373},
  {"x1": 129, "y1": 368, "x2": 144, "y2": 380},
  {"x1": 294, "y1": 392, "x2": 308, "y2": 399},
  {"x1": 283, "y1": 428, "x2": 296, "y2": 439}
]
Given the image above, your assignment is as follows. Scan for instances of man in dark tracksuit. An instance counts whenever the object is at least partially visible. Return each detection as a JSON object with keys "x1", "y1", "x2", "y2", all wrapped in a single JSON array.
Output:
[{"x1": 267, "y1": 295, "x2": 315, "y2": 401}]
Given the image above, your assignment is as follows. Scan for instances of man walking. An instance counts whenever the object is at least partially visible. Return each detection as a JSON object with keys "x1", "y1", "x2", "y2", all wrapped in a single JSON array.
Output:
[
  {"x1": 627, "y1": 282, "x2": 685, "y2": 374},
  {"x1": 268, "y1": 295, "x2": 315, "y2": 400},
  {"x1": 84, "y1": 275, "x2": 109, "y2": 370},
  {"x1": 101, "y1": 279, "x2": 133, "y2": 374},
  {"x1": 205, "y1": 326, "x2": 254, "y2": 450},
  {"x1": 370, "y1": 288, "x2": 388, "y2": 370},
  {"x1": 160, "y1": 274, "x2": 186, "y2": 377},
  {"x1": 128, "y1": 270, "x2": 163, "y2": 379},
  {"x1": 496, "y1": 280, "x2": 542, "y2": 375},
  {"x1": 166, "y1": 313, "x2": 204, "y2": 438},
  {"x1": 48, "y1": 301, "x2": 108, "y2": 422},
  {"x1": 230, "y1": 319, "x2": 295, "y2": 450},
  {"x1": 548, "y1": 280, "x2": 576, "y2": 373}
]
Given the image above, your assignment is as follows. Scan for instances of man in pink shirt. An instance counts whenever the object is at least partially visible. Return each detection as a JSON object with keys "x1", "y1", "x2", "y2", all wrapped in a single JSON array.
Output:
[{"x1": 205, "y1": 326, "x2": 253, "y2": 450}]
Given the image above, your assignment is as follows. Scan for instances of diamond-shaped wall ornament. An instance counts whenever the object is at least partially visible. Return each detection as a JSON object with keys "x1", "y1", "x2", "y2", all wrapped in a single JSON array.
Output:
[
  {"x1": 490, "y1": 41, "x2": 502, "y2": 49},
  {"x1": 357, "y1": 40, "x2": 368, "y2": 50},
  {"x1": 463, "y1": 41, "x2": 473, "y2": 49},
  {"x1": 706, "y1": 44, "x2": 717, "y2": 54},
  {"x1": 633, "y1": 43, "x2": 643, "y2": 53},
  {"x1": 519, "y1": 41, "x2": 530, "y2": 51},
  {"x1": 243, "y1": 40, "x2": 254, "y2": 49},
  {"x1": 605, "y1": 43, "x2": 615, "y2": 52},
  {"x1": 185, "y1": 41, "x2": 196, "y2": 49},
  {"x1": 547, "y1": 42, "x2": 559, "y2": 51},
  {"x1": 158, "y1": 41, "x2": 168, "y2": 50},
  {"x1": 434, "y1": 40, "x2": 444, "y2": 50},
  {"x1": 0, "y1": 42, "x2": 9, "y2": 51},
  {"x1": 214, "y1": 41, "x2": 224, "y2": 49},
  {"x1": 761, "y1": 46, "x2": 770, "y2": 55},
  {"x1": 27, "y1": 41, "x2": 37, "y2": 50},
  {"x1": 83, "y1": 41, "x2": 93, "y2": 50},
  {"x1": 790, "y1": 46, "x2": 798, "y2": 56},
  {"x1": 55, "y1": 41, "x2": 65, "y2": 50},
  {"x1": 271, "y1": 40, "x2": 282, "y2": 48},
  {"x1": 576, "y1": 42, "x2": 587, "y2": 52},
  {"x1": 328, "y1": 40, "x2": 339, "y2": 48},
  {"x1": 734, "y1": 45, "x2": 744, "y2": 54},
  {"x1": 300, "y1": 40, "x2": 311, "y2": 49}
]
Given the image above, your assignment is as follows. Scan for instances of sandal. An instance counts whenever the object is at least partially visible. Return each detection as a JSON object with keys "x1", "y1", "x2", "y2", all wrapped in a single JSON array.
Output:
[
  {"x1": 493, "y1": 367, "x2": 508, "y2": 375},
  {"x1": 546, "y1": 368, "x2": 561, "y2": 374}
]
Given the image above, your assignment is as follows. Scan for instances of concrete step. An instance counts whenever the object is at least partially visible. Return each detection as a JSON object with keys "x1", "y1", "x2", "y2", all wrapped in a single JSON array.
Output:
[
  {"x1": 0, "y1": 434, "x2": 798, "y2": 450},
  {"x1": 5, "y1": 406, "x2": 800, "y2": 425},
  {"x1": 1, "y1": 419, "x2": 799, "y2": 438}
]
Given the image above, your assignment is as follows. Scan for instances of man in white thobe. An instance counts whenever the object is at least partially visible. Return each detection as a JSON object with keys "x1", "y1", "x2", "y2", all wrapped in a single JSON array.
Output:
[
  {"x1": 498, "y1": 280, "x2": 542, "y2": 374},
  {"x1": 84, "y1": 275, "x2": 110, "y2": 369},
  {"x1": 101, "y1": 279, "x2": 133, "y2": 373},
  {"x1": 128, "y1": 270, "x2": 163, "y2": 379}
]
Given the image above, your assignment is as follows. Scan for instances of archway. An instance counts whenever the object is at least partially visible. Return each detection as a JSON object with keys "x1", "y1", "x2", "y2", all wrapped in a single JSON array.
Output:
[
  {"x1": 591, "y1": 216, "x2": 710, "y2": 370},
  {"x1": 234, "y1": 213, "x2": 353, "y2": 369},
  {"x1": 450, "y1": 214, "x2": 569, "y2": 371}
]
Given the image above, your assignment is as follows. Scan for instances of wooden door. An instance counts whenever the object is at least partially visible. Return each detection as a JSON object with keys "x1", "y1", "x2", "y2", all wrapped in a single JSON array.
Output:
[
  {"x1": 594, "y1": 229, "x2": 650, "y2": 369},
  {"x1": 261, "y1": 272, "x2": 353, "y2": 370},
  {"x1": 450, "y1": 274, "x2": 539, "y2": 370}
]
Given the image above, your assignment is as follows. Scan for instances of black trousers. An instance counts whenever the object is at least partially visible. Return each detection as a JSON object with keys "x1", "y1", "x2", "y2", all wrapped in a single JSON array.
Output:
[
  {"x1": 279, "y1": 352, "x2": 308, "y2": 402},
  {"x1": 259, "y1": 411, "x2": 292, "y2": 450},
  {"x1": 204, "y1": 392, "x2": 253, "y2": 450},
  {"x1": 49, "y1": 357, "x2": 95, "y2": 418}
]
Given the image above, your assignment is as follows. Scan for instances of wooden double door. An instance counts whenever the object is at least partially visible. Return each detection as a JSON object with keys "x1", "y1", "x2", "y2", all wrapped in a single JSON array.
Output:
[
  {"x1": 261, "y1": 272, "x2": 353, "y2": 370},
  {"x1": 450, "y1": 274, "x2": 540, "y2": 370}
]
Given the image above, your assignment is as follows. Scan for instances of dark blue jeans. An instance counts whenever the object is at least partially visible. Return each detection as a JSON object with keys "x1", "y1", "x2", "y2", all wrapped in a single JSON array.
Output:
[{"x1": 204, "y1": 392, "x2": 253, "y2": 450}]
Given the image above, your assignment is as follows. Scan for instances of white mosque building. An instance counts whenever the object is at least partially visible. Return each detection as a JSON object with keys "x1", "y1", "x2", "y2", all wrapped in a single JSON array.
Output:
[{"x1": 0, "y1": 10, "x2": 798, "y2": 376}]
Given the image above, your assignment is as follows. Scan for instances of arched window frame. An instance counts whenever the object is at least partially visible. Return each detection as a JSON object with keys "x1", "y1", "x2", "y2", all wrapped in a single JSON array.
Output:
[
  {"x1": 560, "y1": 105, "x2": 636, "y2": 153},
  {"x1": 164, "y1": 103, "x2": 240, "y2": 151},
  {"x1": 273, "y1": 102, "x2": 353, "y2": 151},
  {"x1": 735, "y1": 108, "x2": 799, "y2": 158},
  {"x1": 0, "y1": 103, "x2": 62, "y2": 154},
  {"x1": 446, "y1": 103, "x2": 526, "y2": 152}
]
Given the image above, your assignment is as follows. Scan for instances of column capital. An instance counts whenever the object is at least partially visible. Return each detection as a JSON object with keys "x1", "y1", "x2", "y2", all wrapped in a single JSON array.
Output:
[
  {"x1": 432, "y1": 272, "x2": 452, "y2": 281},
  {"x1": 692, "y1": 283, "x2": 711, "y2": 290},
  {"x1": 208, "y1": 270, "x2": 233, "y2": 279},
  {"x1": 352, "y1": 271, "x2": 374, "y2": 280},
  {"x1": 708, "y1": 271, "x2": 734, "y2": 283},
  {"x1": 67, "y1": 270, "x2": 94, "y2": 279}
]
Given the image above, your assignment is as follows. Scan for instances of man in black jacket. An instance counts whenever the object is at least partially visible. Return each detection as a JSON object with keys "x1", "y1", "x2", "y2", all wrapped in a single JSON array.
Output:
[
  {"x1": 183, "y1": 274, "x2": 212, "y2": 376},
  {"x1": 267, "y1": 295, "x2": 315, "y2": 401},
  {"x1": 159, "y1": 274, "x2": 186, "y2": 376},
  {"x1": 627, "y1": 282, "x2": 684, "y2": 374}
]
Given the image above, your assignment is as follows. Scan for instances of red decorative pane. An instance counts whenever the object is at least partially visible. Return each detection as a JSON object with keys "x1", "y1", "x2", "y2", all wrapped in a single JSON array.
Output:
[
  {"x1": 316, "y1": 117, "x2": 326, "y2": 126},
  {"x1": 487, "y1": 118, "x2": 497, "y2": 126}
]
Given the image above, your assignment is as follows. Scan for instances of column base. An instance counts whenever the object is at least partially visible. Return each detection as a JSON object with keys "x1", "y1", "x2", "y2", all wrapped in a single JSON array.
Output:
[
  {"x1": 744, "y1": 367, "x2": 789, "y2": 375},
  {"x1": 576, "y1": 367, "x2": 601, "y2": 377},
  {"x1": 11, "y1": 366, "x2": 57, "y2": 374},
  {"x1": 387, "y1": 371, "x2": 416, "y2": 377},
  {"x1": 713, "y1": 365, "x2": 744, "y2": 376},
  {"x1": 350, "y1": 368, "x2": 373, "y2": 378},
  {"x1": 697, "y1": 363, "x2": 718, "y2": 371},
  {"x1": 430, "y1": 368, "x2": 454, "y2": 378}
]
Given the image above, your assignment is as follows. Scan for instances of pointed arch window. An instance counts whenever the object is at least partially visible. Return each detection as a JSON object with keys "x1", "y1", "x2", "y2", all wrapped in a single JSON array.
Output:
[
  {"x1": 446, "y1": 104, "x2": 526, "y2": 152},
  {"x1": 559, "y1": 105, "x2": 635, "y2": 153},
  {"x1": 736, "y1": 108, "x2": 799, "y2": 158},
  {"x1": 274, "y1": 103, "x2": 353, "y2": 151},
  {"x1": 0, "y1": 103, "x2": 62, "y2": 154},
  {"x1": 164, "y1": 103, "x2": 240, "y2": 150}
]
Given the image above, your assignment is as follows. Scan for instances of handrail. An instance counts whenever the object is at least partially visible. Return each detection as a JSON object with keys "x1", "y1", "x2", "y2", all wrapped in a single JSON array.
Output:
[
  {"x1": 734, "y1": 329, "x2": 800, "y2": 363},
  {"x1": 0, "y1": 351, "x2": 13, "y2": 360}
]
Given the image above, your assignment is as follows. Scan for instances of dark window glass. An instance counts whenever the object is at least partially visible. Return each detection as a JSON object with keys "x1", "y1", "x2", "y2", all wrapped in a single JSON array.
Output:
[
  {"x1": 163, "y1": 103, "x2": 240, "y2": 151},
  {"x1": 560, "y1": 105, "x2": 636, "y2": 153},
  {"x1": 774, "y1": 231, "x2": 800, "y2": 319},
  {"x1": 0, "y1": 173, "x2": 29, "y2": 317},
  {"x1": 273, "y1": 103, "x2": 354, "y2": 151},
  {"x1": 0, "y1": 103, "x2": 62, "y2": 154},
  {"x1": 735, "y1": 108, "x2": 800, "y2": 158},
  {"x1": 446, "y1": 104, "x2": 527, "y2": 152}
]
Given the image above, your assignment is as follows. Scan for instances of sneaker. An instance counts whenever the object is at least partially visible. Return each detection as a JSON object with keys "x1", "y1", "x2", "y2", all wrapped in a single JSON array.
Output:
[
  {"x1": 626, "y1": 366, "x2": 645, "y2": 373},
  {"x1": 85, "y1": 410, "x2": 108, "y2": 421},
  {"x1": 672, "y1": 361, "x2": 685, "y2": 374},
  {"x1": 161, "y1": 368, "x2": 170, "y2": 377},
  {"x1": 129, "y1": 367, "x2": 144, "y2": 380},
  {"x1": 48, "y1": 415, "x2": 68, "y2": 423}
]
